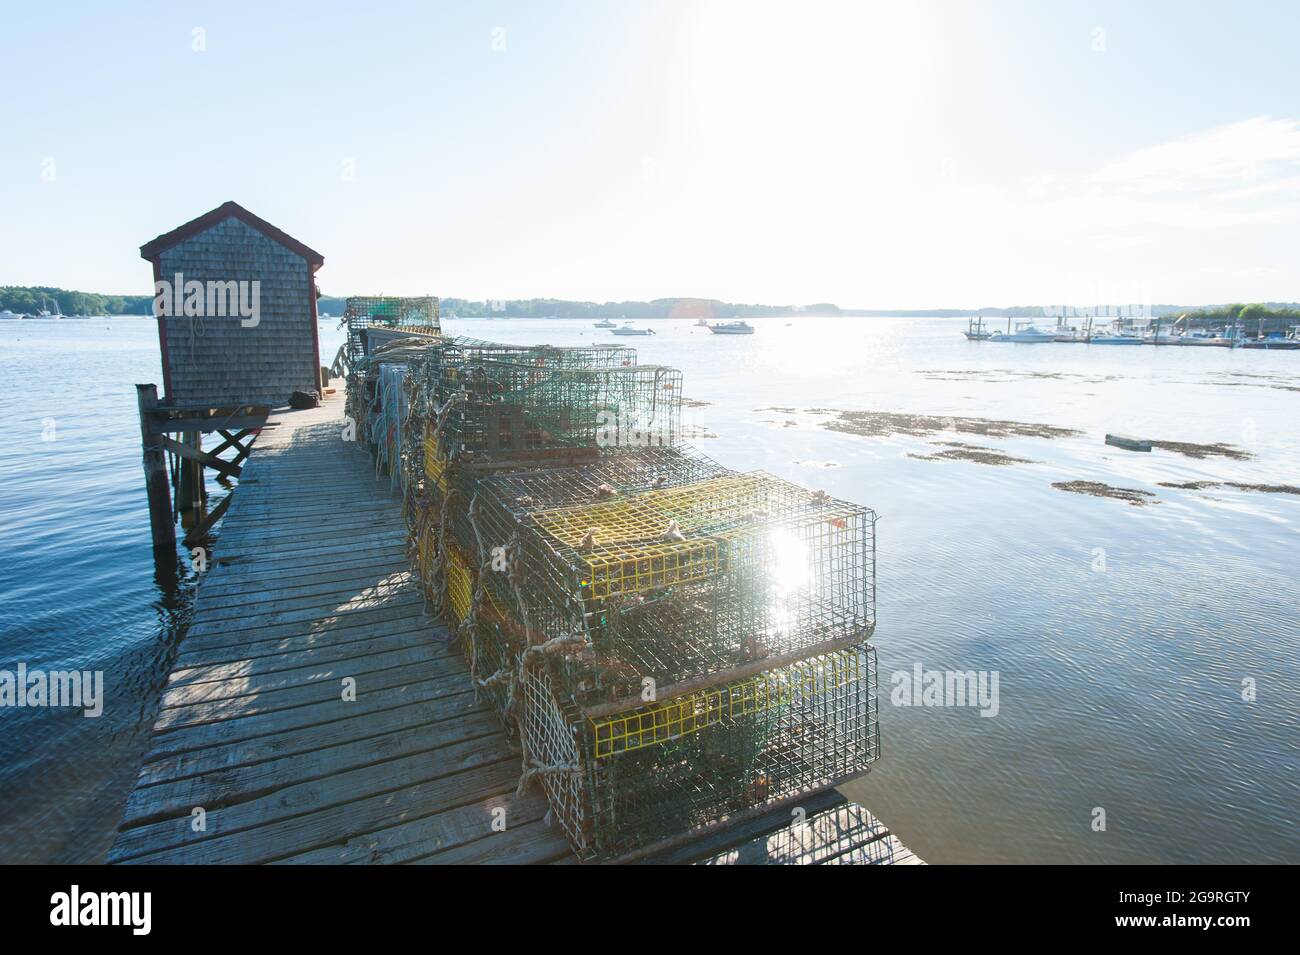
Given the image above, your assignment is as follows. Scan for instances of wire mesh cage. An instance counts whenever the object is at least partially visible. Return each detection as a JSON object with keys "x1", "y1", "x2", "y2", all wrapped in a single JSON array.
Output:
[
  {"x1": 522, "y1": 643, "x2": 879, "y2": 861},
  {"x1": 402, "y1": 338, "x2": 646, "y2": 511},
  {"x1": 383, "y1": 327, "x2": 884, "y2": 863},
  {"x1": 431, "y1": 361, "x2": 683, "y2": 459},
  {"x1": 343, "y1": 295, "x2": 440, "y2": 364},
  {"x1": 485, "y1": 445, "x2": 731, "y2": 508},
  {"x1": 469, "y1": 468, "x2": 877, "y2": 708},
  {"x1": 423, "y1": 336, "x2": 637, "y2": 371},
  {"x1": 373, "y1": 363, "x2": 408, "y2": 484}
]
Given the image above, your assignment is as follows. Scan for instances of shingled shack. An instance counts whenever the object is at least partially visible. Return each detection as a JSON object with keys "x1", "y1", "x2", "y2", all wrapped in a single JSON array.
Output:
[{"x1": 140, "y1": 201, "x2": 325, "y2": 407}]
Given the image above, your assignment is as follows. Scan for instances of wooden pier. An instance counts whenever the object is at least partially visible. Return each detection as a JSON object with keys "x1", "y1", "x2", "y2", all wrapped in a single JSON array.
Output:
[{"x1": 109, "y1": 386, "x2": 920, "y2": 865}]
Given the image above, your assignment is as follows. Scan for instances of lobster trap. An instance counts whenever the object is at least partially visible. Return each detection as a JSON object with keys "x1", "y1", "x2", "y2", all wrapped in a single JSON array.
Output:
[
  {"x1": 343, "y1": 295, "x2": 440, "y2": 365},
  {"x1": 484, "y1": 445, "x2": 731, "y2": 509},
  {"x1": 422, "y1": 336, "x2": 637, "y2": 372},
  {"x1": 429, "y1": 361, "x2": 683, "y2": 459},
  {"x1": 521, "y1": 643, "x2": 879, "y2": 860},
  {"x1": 402, "y1": 338, "x2": 649, "y2": 515},
  {"x1": 386, "y1": 327, "x2": 885, "y2": 863},
  {"x1": 469, "y1": 468, "x2": 877, "y2": 709}
]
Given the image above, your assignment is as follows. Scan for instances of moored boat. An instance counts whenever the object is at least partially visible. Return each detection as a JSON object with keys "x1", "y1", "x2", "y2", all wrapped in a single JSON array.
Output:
[
  {"x1": 708, "y1": 320, "x2": 754, "y2": 335},
  {"x1": 1178, "y1": 331, "x2": 1231, "y2": 346},
  {"x1": 1240, "y1": 336, "x2": 1300, "y2": 350},
  {"x1": 1089, "y1": 331, "x2": 1144, "y2": 344},
  {"x1": 988, "y1": 322, "x2": 1055, "y2": 343}
]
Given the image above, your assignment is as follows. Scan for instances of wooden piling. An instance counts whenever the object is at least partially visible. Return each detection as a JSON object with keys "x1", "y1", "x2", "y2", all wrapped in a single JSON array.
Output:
[{"x1": 136, "y1": 384, "x2": 176, "y2": 560}]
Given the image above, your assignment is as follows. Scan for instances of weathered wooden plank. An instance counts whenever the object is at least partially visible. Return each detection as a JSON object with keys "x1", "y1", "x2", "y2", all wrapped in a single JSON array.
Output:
[
  {"x1": 185, "y1": 593, "x2": 428, "y2": 642},
  {"x1": 218, "y1": 529, "x2": 408, "y2": 563},
  {"x1": 192, "y1": 578, "x2": 415, "y2": 620},
  {"x1": 408, "y1": 817, "x2": 572, "y2": 865},
  {"x1": 169, "y1": 628, "x2": 446, "y2": 685},
  {"x1": 153, "y1": 414, "x2": 270, "y2": 435},
  {"x1": 153, "y1": 655, "x2": 467, "y2": 729},
  {"x1": 145, "y1": 677, "x2": 477, "y2": 762},
  {"x1": 122, "y1": 711, "x2": 503, "y2": 827},
  {"x1": 160, "y1": 642, "x2": 443, "y2": 704},
  {"x1": 194, "y1": 572, "x2": 414, "y2": 611},
  {"x1": 216, "y1": 513, "x2": 407, "y2": 542},
  {"x1": 275, "y1": 789, "x2": 548, "y2": 865},
  {"x1": 160, "y1": 644, "x2": 445, "y2": 707},
  {"x1": 215, "y1": 521, "x2": 407, "y2": 551},
  {"x1": 172, "y1": 618, "x2": 445, "y2": 669},
  {"x1": 215, "y1": 505, "x2": 398, "y2": 532},
  {"x1": 110, "y1": 743, "x2": 521, "y2": 864},
  {"x1": 177, "y1": 600, "x2": 432, "y2": 653},
  {"x1": 208, "y1": 543, "x2": 410, "y2": 582},
  {"x1": 138, "y1": 692, "x2": 488, "y2": 788},
  {"x1": 197, "y1": 562, "x2": 410, "y2": 599}
]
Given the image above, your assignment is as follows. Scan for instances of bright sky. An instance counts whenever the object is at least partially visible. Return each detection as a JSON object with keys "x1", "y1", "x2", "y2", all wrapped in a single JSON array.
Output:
[{"x1": 1, "y1": 0, "x2": 1297, "y2": 308}]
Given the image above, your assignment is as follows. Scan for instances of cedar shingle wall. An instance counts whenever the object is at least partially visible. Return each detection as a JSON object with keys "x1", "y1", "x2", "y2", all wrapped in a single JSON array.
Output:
[{"x1": 157, "y1": 217, "x2": 316, "y2": 407}]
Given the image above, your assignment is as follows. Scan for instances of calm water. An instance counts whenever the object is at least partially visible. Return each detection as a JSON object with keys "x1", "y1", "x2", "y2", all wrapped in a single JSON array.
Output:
[{"x1": 1, "y1": 315, "x2": 1296, "y2": 863}]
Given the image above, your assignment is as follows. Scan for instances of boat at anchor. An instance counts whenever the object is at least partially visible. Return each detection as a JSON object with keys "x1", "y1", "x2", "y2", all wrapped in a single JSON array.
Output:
[{"x1": 707, "y1": 320, "x2": 754, "y2": 335}]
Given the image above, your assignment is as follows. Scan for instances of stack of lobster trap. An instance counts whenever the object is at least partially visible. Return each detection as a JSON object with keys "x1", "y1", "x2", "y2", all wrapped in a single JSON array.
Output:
[{"x1": 348, "y1": 324, "x2": 880, "y2": 861}]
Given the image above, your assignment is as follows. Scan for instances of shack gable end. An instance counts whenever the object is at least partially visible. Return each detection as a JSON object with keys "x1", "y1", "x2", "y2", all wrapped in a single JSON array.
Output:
[{"x1": 155, "y1": 217, "x2": 319, "y2": 407}]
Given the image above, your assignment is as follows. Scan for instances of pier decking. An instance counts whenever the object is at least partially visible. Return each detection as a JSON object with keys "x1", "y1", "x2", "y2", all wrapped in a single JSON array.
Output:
[{"x1": 108, "y1": 387, "x2": 918, "y2": 865}]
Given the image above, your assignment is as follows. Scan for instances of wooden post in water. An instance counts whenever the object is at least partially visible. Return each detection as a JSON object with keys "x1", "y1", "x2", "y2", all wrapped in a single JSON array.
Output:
[
  {"x1": 136, "y1": 384, "x2": 176, "y2": 560},
  {"x1": 176, "y1": 431, "x2": 206, "y2": 530}
]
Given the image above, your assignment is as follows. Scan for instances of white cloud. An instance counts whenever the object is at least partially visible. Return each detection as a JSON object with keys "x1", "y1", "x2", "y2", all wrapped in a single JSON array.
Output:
[{"x1": 1090, "y1": 116, "x2": 1300, "y2": 195}]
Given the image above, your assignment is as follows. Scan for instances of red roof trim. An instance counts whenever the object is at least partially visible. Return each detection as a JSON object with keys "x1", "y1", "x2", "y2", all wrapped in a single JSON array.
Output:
[{"x1": 139, "y1": 200, "x2": 325, "y2": 267}]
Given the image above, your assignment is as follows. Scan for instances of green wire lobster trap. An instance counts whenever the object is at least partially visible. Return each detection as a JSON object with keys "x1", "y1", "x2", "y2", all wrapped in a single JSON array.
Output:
[
  {"x1": 520, "y1": 643, "x2": 879, "y2": 861},
  {"x1": 467, "y1": 467, "x2": 877, "y2": 710},
  {"x1": 429, "y1": 360, "x2": 683, "y2": 459},
  {"x1": 343, "y1": 295, "x2": 440, "y2": 365}
]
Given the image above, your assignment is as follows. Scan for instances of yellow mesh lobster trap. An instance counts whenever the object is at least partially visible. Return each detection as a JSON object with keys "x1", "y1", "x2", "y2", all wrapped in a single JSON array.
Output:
[
  {"x1": 446, "y1": 541, "x2": 474, "y2": 622},
  {"x1": 529, "y1": 475, "x2": 770, "y2": 543},
  {"x1": 589, "y1": 645, "x2": 865, "y2": 758},
  {"x1": 423, "y1": 429, "x2": 450, "y2": 494}
]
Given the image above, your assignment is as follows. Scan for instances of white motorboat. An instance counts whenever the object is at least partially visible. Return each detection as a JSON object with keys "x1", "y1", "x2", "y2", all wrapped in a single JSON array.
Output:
[
  {"x1": 611, "y1": 324, "x2": 655, "y2": 336},
  {"x1": 1089, "y1": 330, "x2": 1145, "y2": 344},
  {"x1": 988, "y1": 322, "x2": 1056, "y2": 343},
  {"x1": 594, "y1": 319, "x2": 616, "y2": 328},
  {"x1": 707, "y1": 320, "x2": 754, "y2": 335}
]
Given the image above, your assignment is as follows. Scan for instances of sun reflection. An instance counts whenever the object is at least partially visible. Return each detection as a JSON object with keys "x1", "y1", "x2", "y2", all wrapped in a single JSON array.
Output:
[
  {"x1": 764, "y1": 526, "x2": 813, "y2": 642},
  {"x1": 768, "y1": 527, "x2": 811, "y2": 596}
]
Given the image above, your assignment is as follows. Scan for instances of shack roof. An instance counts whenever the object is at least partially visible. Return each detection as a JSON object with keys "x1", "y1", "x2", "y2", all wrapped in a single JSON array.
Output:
[{"x1": 140, "y1": 200, "x2": 325, "y2": 269}]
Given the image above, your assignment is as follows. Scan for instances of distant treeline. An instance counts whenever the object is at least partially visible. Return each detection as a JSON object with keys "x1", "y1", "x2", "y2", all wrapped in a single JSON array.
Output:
[
  {"x1": 9, "y1": 286, "x2": 1300, "y2": 327},
  {"x1": 0, "y1": 286, "x2": 152, "y2": 316},
  {"x1": 1173, "y1": 303, "x2": 1300, "y2": 333},
  {"x1": 317, "y1": 296, "x2": 845, "y2": 319},
  {"x1": 323, "y1": 296, "x2": 1300, "y2": 321}
]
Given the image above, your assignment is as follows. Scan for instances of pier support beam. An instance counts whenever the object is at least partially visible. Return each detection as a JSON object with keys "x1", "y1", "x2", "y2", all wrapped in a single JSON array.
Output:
[{"x1": 136, "y1": 383, "x2": 177, "y2": 563}]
